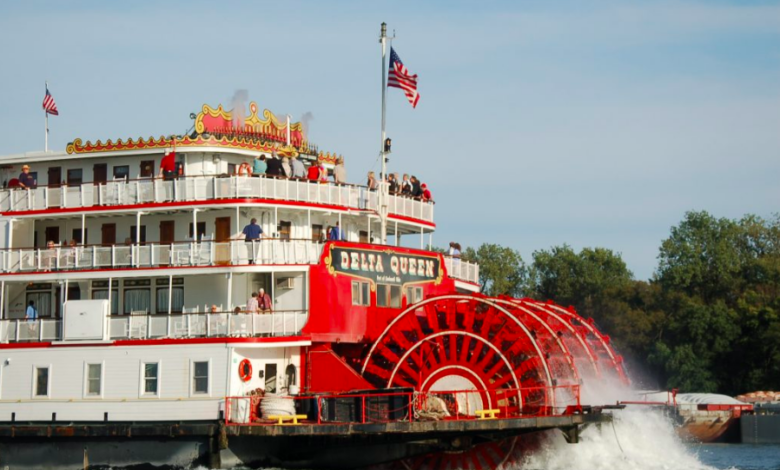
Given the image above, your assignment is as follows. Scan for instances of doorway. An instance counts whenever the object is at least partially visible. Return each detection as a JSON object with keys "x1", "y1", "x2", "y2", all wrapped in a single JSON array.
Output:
[
  {"x1": 47, "y1": 167, "x2": 61, "y2": 187},
  {"x1": 93, "y1": 164, "x2": 107, "y2": 184},
  {"x1": 215, "y1": 217, "x2": 231, "y2": 265},
  {"x1": 101, "y1": 224, "x2": 116, "y2": 246},
  {"x1": 44, "y1": 226, "x2": 60, "y2": 245}
]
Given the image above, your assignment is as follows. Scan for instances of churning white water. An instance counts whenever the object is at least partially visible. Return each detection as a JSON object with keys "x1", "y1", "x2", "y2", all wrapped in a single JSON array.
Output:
[{"x1": 520, "y1": 380, "x2": 717, "y2": 470}]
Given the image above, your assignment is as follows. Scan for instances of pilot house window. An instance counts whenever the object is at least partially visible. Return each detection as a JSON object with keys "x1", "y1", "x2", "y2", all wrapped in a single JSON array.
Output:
[
  {"x1": 351, "y1": 281, "x2": 370, "y2": 306},
  {"x1": 377, "y1": 284, "x2": 402, "y2": 308}
]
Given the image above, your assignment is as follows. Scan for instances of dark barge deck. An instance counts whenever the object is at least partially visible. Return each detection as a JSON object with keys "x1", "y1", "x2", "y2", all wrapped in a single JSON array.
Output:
[{"x1": 0, "y1": 412, "x2": 612, "y2": 469}]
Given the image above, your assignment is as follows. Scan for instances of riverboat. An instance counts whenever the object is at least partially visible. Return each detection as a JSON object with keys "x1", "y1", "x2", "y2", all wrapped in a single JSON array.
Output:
[
  {"x1": 0, "y1": 99, "x2": 628, "y2": 469},
  {"x1": 0, "y1": 26, "x2": 629, "y2": 470}
]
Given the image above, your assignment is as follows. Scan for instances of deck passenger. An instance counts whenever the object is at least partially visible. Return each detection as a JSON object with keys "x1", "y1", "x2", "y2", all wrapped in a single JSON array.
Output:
[
  {"x1": 281, "y1": 157, "x2": 292, "y2": 178},
  {"x1": 159, "y1": 149, "x2": 177, "y2": 181},
  {"x1": 333, "y1": 157, "x2": 346, "y2": 185},
  {"x1": 253, "y1": 155, "x2": 267, "y2": 176},
  {"x1": 367, "y1": 171, "x2": 378, "y2": 190},
  {"x1": 258, "y1": 288, "x2": 272, "y2": 313},
  {"x1": 266, "y1": 152, "x2": 283, "y2": 177},
  {"x1": 421, "y1": 183, "x2": 432, "y2": 202},
  {"x1": 290, "y1": 157, "x2": 305, "y2": 179},
  {"x1": 26, "y1": 300, "x2": 37, "y2": 323},
  {"x1": 410, "y1": 176, "x2": 422, "y2": 198},
  {"x1": 18, "y1": 164, "x2": 36, "y2": 189},
  {"x1": 328, "y1": 222, "x2": 344, "y2": 241},
  {"x1": 241, "y1": 218, "x2": 263, "y2": 265},
  {"x1": 307, "y1": 163, "x2": 320, "y2": 181},
  {"x1": 246, "y1": 292, "x2": 259, "y2": 314},
  {"x1": 400, "y1": 174, "x2": 411, "y2": 196},
  {"x1": 318, "y1": 163, "x2": 328, "y2": 182}
]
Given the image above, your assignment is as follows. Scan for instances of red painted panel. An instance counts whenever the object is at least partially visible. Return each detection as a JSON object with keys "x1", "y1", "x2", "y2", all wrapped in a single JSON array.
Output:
[
  {"x1": 306, "y1": 344, "x2": 374, "y2": 393},
  {"x1": 303, "y1": 241, "x2": 456, "y2": 344}
]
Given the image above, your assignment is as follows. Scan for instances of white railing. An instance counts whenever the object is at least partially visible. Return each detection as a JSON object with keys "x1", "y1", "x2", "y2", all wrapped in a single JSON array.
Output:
[
  {"x1": 108, "y1": 311, "x2": 308, "y2": 340},
  {"x1": 0, "y1": 318, "x2": 61, "y2": 343},
  {"x1": 0, "y1": 239, "x2": 324, "y2": 273},
  {"x1": 0, "y1": 311, "x2": 307, "y2": 343},
  {"x1": 0, "y1": 176, "x2": 435, "y2": 223},
  {"x1": 443, "y1": 256, "x2": 480, "y2": 284}
]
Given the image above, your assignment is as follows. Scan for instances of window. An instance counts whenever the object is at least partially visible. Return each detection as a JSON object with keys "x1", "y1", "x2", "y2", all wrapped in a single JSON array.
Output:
[
  {"x1": 156, "y1": 287, "x2": 184, "y2": 313},
  {"x1": 405, "y1": 286, "x2": 423, "y2": 305},
  {"x1": 311, "y1": 224, "x2": 323, "y2": 242},
  {"x1": 188, "y1": 222, "x2": 207, "y2": 241},
  {"x1": 124, "y1": 289, "x2": 151, "y2": 314},
  {"x1": 193, "y1": 361, "x2": 209, "y2": 394},
  {"x1": 67, "y1": 169, "x2": 83, "y2": 186},
  {"x1": 130, "y1": 225, "x2": 147, "y2": 244},
  {"x1": 227, "y1": 163, "x2": 236, "y2": 176},
  {"x1": 35, "y1": 367, "x2": 49, "y2": 397},
  {"x1": 140, "y1": 160, "x2": 155, "y2": 178},
  {"x1": 92, "y1": 280, "x2": 119, "y2": 315},
  {"x1": 359, "y1": 231, "x2": 369, "y2": 243},
  {"x1": 351, "y1": 280, "x2": 370, "y2": 306},
  {"x1": 377, "y1": 284, "x2": 402, "y2": 308},
  {"x1": 92, "y1": 289, "x2": 119, "y2": 315},
  {"x1": 26, "y1": 291, "x2": 52, "y2": 318},
  {"x1": 143, "y1": 362, "x2": 159, "y2": 395},
  {"x1": 113, "y1": 165, "x2": 129, "y2": 180},
  {"x1": 87, "y1": 363, "x2": 102, "y2": 396},
  {"x1": 278, "y1": 221, "x2": 292, "y2": 240}
]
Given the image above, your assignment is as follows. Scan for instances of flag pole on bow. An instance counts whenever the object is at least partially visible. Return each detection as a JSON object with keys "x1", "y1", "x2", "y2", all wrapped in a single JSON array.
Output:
[
  {"x1": 379, "y1": 22, "x2": 390, "y2": 246},
  {"x1": 44, "y1": 81, "x2": 49, "y2": 152}
]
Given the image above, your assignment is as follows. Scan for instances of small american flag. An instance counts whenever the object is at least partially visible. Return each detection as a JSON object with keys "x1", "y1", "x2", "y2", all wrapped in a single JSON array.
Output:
[
  {"x1": 42, "y1": 86, "x2": 59, "y2": 116},
  {"x1": 388, "y1": 47, "x2": 419, "y2": 108}
]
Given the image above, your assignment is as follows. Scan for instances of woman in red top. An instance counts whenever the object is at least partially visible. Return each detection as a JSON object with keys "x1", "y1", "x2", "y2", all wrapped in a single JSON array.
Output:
[
  {"x1": 421, "y1": 183, "x2": 432, "y2": 202},
  {"x1": 307, "y1": 164, "x2": 320, "y2": 181}
]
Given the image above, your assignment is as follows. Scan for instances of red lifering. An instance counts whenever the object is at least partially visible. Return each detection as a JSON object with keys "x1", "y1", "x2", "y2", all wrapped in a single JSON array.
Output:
[{"x1": 238, "y1": 359, "x2": 252, "y2": 382}]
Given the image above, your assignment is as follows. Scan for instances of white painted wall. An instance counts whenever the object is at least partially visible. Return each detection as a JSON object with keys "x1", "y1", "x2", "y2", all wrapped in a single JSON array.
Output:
[{"x1": 0, "y1": 343, "x2": 232, "y2": 421}]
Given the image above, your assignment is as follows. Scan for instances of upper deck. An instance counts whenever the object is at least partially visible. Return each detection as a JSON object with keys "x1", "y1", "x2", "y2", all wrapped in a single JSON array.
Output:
[{"x1": 0, "y1": 172, "x2": 433, "y2": 226}]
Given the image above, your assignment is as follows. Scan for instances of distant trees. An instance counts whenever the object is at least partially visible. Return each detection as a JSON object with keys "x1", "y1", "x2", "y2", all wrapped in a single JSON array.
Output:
[{"x1": 447, "y1": 211, "x2": 780, "y2": 396}]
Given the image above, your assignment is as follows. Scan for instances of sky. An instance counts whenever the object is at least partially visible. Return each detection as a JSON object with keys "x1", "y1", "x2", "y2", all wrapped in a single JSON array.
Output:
[{"x1": 0, "y1": 0, "x2": 778, "y2": 280}]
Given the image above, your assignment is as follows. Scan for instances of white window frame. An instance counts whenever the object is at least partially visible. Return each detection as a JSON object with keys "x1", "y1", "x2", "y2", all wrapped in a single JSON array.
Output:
[
  {"x1": 83, "y1": 361, "x2": 105, "y2": 398},
  {"x1": 32, "y1": 364, "x2": 51, "y2": 399},
  {"x1": 190, "y1": 359, "x2": 211, "y2": 397},
  {"x1": 139, "y1": 361, "x2": 161, "y2": 398},
  {"x1": 351, "y1": 280, "x2": 370, "y2": 306}
]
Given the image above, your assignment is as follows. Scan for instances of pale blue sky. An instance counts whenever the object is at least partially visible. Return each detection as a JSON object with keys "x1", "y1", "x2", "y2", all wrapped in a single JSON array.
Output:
[{"x1": 1, "y1": 0, "x2": 778, "y2": 279}]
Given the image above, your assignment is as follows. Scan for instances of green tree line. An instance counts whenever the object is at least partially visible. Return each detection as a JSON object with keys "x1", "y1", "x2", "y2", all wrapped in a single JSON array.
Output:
[{"x1": 446, "y1": 211, "x2": 780, "y2": 396}]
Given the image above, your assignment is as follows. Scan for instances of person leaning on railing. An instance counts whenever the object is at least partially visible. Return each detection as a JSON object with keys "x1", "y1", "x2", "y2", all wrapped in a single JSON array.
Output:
[
  {"x1": 253, "y1": 154, "x2": 267, "y2": 176},
  {"x1": 332, "y1": 157, "x2": 346, "y2": 185},
  {"x1": 18, "y1": 164, "x2": 36, "y2": 189},
  {"x1": 158, "y1": 149, "x2": 177, "y2": 181},
  {"x1": 291, "y1": 156, "x2": 305, "y2": 179}
]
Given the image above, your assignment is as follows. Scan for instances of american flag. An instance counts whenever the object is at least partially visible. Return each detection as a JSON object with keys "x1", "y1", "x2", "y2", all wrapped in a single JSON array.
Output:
[
  {"x1": 42, "y1": 86, "x2": 59, "y2": 116},
  {"x1": 388, "y1": 47, "x2": 419, "y2": 108}
]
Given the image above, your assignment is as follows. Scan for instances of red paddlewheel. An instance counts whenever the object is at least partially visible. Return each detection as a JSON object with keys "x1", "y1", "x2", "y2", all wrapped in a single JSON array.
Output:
[
  {"x1": 543, "y1": 302, "x2": 630, "y2": 386},
  {"x1": 510, "y1": 299, "x2": 602, "y2": 382},
  {"x1": 362, "y1": 295, "x2": 556, "y2": 416}
]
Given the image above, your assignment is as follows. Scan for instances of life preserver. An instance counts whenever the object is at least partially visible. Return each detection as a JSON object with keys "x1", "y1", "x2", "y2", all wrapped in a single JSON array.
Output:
[{"x1": 238, "y1": 359, "x2": 252, "y2": 382}]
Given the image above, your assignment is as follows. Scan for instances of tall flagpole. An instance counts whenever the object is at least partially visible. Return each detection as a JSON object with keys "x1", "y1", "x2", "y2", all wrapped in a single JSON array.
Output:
[
  {"x1": 379, "y1": 22, "x2": 389, "y2": 245},
  {"x1": 44, "y1": 81, "x2": 49, "y2": 152}
]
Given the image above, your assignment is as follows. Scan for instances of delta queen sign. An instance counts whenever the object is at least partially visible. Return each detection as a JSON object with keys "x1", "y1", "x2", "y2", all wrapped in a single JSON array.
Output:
[{"x1": 324, "y1": 244, "x2": 444, "y2": 288}]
